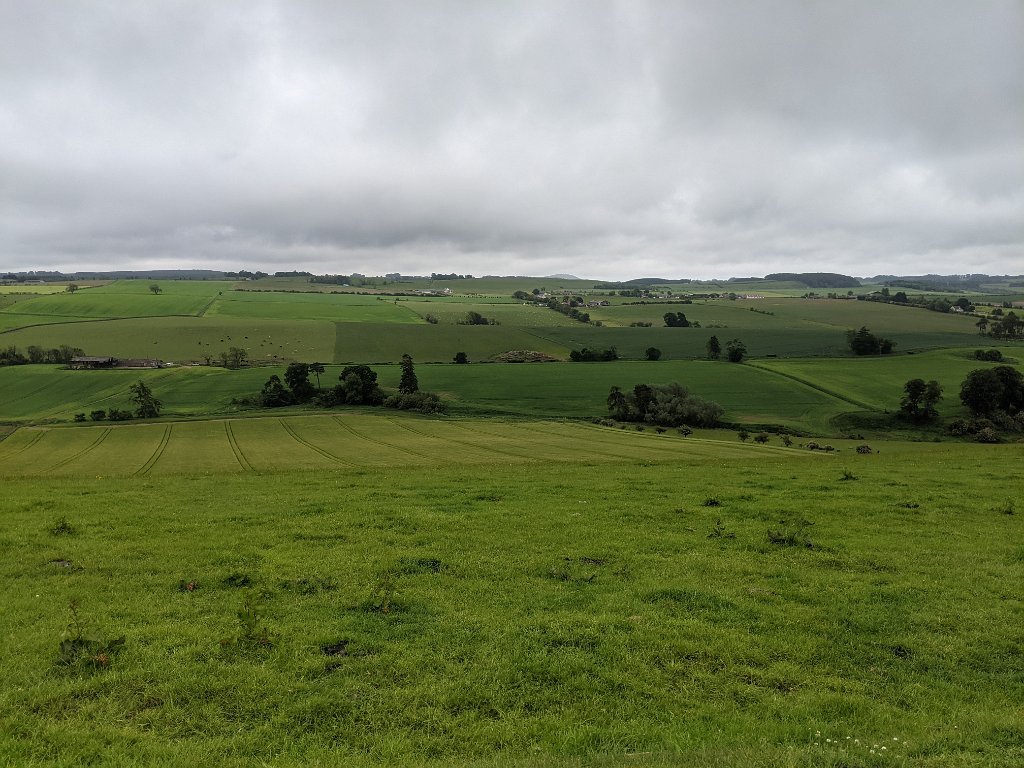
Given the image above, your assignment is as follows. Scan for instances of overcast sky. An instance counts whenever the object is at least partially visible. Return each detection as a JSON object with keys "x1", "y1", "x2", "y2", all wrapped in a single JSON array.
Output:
[{"x1": 1, "y1": 1, "x2": 1022, "y2": 280}]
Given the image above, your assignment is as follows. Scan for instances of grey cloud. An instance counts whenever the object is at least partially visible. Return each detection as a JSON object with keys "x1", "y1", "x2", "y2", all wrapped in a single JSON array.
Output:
[{"x1": 1, "y1": 0, "x2": 1021, "y2": 279}]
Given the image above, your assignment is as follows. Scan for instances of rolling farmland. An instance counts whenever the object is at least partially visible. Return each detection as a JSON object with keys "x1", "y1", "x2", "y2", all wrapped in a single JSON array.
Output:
[
  {"x1": 1, "y1": 274, "x2": 1022, "y2": 767},
  {"x1": 0, "y1": 413, "x2": 789, "y2": 479}
]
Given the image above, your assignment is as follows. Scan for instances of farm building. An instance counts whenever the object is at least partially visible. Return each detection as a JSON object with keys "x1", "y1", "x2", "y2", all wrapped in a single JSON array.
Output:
[
  {"x1": 69, "y1": 356, "x2": 117, "y2": 369},
  {"x1": 69, "y1": 356, "x2": 163, "y2": 369}
]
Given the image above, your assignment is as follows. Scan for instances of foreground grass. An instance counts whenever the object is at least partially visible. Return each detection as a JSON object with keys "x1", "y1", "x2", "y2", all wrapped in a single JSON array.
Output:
[{"x1": 1, "y1": 441, "x2": 1021, "y2": 766}]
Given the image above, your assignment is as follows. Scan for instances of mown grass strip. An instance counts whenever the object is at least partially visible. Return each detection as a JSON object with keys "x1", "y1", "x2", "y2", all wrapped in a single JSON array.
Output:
[{"x1": 133, "y1": 424, "x2": 172, "y2": 476}]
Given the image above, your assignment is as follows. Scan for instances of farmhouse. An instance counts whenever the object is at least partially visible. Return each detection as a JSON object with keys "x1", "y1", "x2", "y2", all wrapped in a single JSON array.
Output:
[
  {"x1": 69, "y1": 356, "x2": 117, "y2": 369},
  {"x1": 69, "y1": 356, "x2": 164, "y2": 369}
]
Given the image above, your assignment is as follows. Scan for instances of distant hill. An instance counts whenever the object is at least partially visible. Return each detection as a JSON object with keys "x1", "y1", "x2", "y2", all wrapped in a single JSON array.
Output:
[
  {"x1": 624, "y1": 277, "x2": 677, "y2": 286},
  {"x1": 2, "y1": 269, "x2": 228, "y2": 281},
  {"x1": 544, "y1": 274, "x2": 581, "y2": 280},
  {"x1": 868, "y1": 274, "x2": 1022, "y2": 291},
  {"x1": 764, "y1": 272, "x2": 861, "y2": 288}
]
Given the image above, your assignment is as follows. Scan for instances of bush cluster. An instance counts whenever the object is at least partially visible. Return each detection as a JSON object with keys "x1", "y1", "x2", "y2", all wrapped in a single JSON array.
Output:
[{"x1": 607, "y1": 382, "x2": 722, "y2": 428}]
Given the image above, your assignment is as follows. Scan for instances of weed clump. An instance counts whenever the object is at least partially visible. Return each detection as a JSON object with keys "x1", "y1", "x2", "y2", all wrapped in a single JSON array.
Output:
[
  {"x1": 767, "y1": 519, "x2": 814, "y2": 548},
  {"x1": 708, "y1": 519, "x2": 736, "y2": 539},
  {"x1": 220, "y1": 591, "x2": 272, "y2": 650},
  {"x1": 49, "y1": 517, "x2": 75, "y2": 536},
  {"x1": 222, "y1": 572, "x2": 253, "y2": 588},
  {"x1": 57, "y1": 600, "x2": 125, "y2": 669},
  {"x1": 364, "y1": 571, "x2": 399, "y2": 614}
]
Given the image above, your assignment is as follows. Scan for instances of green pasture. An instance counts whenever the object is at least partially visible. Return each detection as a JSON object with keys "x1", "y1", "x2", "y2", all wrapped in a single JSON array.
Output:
[
  {"x1": 2, "y1": 291, "x2": 212, "y2": 320},
  {"x1": 1, "y1": 439, "x2": 1021, "y2": 766},
  {"x1": 0, "y1": 279, "x2": 231, "y2": 321},
  {"x1": 333, "y1": 323, "x2": 568, "y2": 364},
  {"x1": 0, "y1": 313, "x2": 94, "y2": 332},
  {"x1": 0, "y1": 365, "x2": 276, "y2": 421},
  {"x1": 85, "y1": 279, "x2": 234, "y2": 296},
  {"x1": 752, "y1": 347, "x2": 1021, "y2": 413},
  {"x1": 0, "y1": 316, "x2": 337, "y2": 364},
  {"x1": 591, "y1": 297, "x2": 982, "y2": 337},
  {"x1": 5, "y1": 349, "x2": 1018, "y2": 433},
  {"x1": 403, "y1": 301, "x2": 583, "y2": 328},
  {"x1": 0, "y1": 285, "x2": 82, "y2": 295},
  {"x1": 392, "y1": 360, "x2": 847, "y2": 431},
  {"x1": 209, "y1": 290, "x2": 422, "y2": 323},
  {"x1": 530, "y1": 325, "x2": 850, "y2": 358}
]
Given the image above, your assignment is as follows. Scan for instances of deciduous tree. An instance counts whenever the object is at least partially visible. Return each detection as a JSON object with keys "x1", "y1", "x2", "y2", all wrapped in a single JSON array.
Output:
[
  {"x1": 129, "y1": 380, "x2": 161, "y2": 418},
  {"x1": 725, "y1": 339, "x2": 746, "y2": 363},
  {"x1": 706, "y1": 335, "x2": 721, "y2": 360},
  {"x1": 900, "y1": 378, "x2": 943, "y2": 421}
]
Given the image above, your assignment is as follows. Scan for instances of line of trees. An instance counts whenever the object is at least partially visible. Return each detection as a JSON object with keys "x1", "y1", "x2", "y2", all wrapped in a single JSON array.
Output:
[
  {"x1": 977, "y1": 310, "x2": 1022, "y2": 339},
  {"x1": 1, "y1": 344, "x2": 85, "y2": 366}
]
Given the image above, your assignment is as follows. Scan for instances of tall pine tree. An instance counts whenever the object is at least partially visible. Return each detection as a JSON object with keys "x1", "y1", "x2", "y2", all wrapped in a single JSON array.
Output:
[{"x1": 399, "y1": 354, "x2": 419, "y2": 394}]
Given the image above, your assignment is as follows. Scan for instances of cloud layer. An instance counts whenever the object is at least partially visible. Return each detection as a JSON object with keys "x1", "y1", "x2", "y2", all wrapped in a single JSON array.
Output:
[{"x1": 2, "y1": 1, "x2": 1022, "y2": 279}]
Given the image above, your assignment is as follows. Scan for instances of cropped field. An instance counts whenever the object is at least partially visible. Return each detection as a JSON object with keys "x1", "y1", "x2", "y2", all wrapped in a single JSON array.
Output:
[
  {"x1": 403, "y1": 301, "x2": 583, "y2": 328},
  {"x1": 332, "y1": 323, "x2": 569, "y2": 364},
  {"x1": 4, "y1": 290, "x2": 215, "y2": 320},
  {"x1": 0, "y1": 359, "x2": 848, "y2": 432},
  {"x1": 403, "y1": 361, "x2": 847, "y2": 431},
  {"x1": 0, "y1": 316, "x2": 337, "y2": 364},
  {"x1": 586, "y1": 298, "x2": 984, "y2": 354},
  {"x1": 0, "y1": 412, "x2": 781, "y2": 478},
  {"x1": 752, "y1": 348, "x2": 1021, "y2": 413},
  {"x1": 1, "y1": 438, "x2": 1020, "y2": 766},
  {"x1": 5, "y1": 348, "x2": 1018, "y2": 433},
  {"x1": 209, "y1": 291, "x2": 422, "y2": 323},
  {"x1": 0, "y1": 285, "x2": 88, "y2": 295}
]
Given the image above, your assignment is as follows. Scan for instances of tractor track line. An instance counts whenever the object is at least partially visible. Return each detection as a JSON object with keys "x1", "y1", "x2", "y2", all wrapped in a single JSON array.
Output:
[
  {"x1": 0, "y1": 429, "x2": 46, "y2": 461},
  {"x1": 390, "y1": 418, "x2": 536, "y2": 462},
  {"x1": 279, "y1": 419, "x2": 358, "y2": 466},
  {"x1": 47, "y1": 428, "x2": 111, "y2": 471},
  {"x1": 523, "y1": 421, "x2": 689, "y2": 461},
  {"x1": 224, "y1": 421, "x2": 256, "y2": 472},
  {"x1": 134, "y1": 424, "x2": 172, "y2": 476},
  {"x1": 330, "y1": 415, "x2": 435, "y2": 461}
]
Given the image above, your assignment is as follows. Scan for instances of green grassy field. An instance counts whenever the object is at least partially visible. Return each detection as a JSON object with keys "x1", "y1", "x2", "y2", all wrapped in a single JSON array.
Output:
[
  {"x1": 751, "y1": 348, "x2": 1020, "y2": 413},
  {"x1": 3, "y1": 348, "x2": 1019, "y2": 434},
  {"x1": 0, "y1": 316, "x2": 338, "y2": 364},
  {"x1": 332, "y1": 323, "x2": 570, "y2": 364},
  {"x1": 2, "y1": 275, "x2": 1023, "y2": 766},
  {"x1": 0, "y1": 412, "x2": 785, "y2": 479},
  {"x1": 0, "y1": 436, "x2": 1020, "y2": 766},
  {"x1": 208, "y1": 290, "x2": 424, "y2": 323},
  {"x1": 0, "y1": 279, "x2": 1002, "y2": 366},
  {"x1": 4, "y1": 289, "x2": 216, "y2": 319}
]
